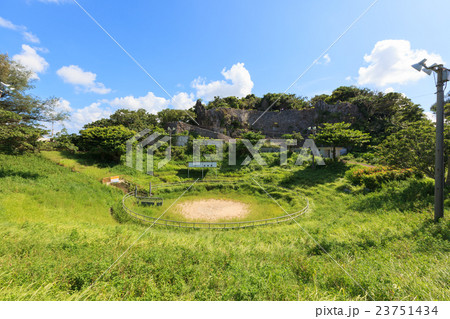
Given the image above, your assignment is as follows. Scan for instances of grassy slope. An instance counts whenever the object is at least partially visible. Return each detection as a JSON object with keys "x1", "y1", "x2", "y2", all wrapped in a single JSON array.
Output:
[{"x1": 0, "y1": 152, "x2": 448, "y2": 300}]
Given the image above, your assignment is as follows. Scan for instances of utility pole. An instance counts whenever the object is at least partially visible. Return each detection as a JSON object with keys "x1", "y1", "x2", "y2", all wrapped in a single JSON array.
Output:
[
  {"x1": 412, "y1": 59, "x2": 449, "y2": 221},
  {"x1": 435, "y1": 67, "x2": 445, "y2": 221}
]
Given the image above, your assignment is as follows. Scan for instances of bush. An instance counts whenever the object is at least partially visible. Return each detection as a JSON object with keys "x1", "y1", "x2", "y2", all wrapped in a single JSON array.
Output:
[
  {"x1": 79, "y1": 125, "x2": 135, "y2": 162},
  {"x1": 346, "y1": 166, "x2": 415, "y2": 189},
  {"x1": 170, "y1": 146, "x2": 186, "y2": 161}
]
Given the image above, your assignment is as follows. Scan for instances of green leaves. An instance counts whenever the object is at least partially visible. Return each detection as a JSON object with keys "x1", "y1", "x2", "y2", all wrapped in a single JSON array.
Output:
[
  {"x1": 79, "y1": 125, "x2": 136, "y2": 162},
  {"x1": 84, "y1": 108, "x2": 160, "y2": 132},
  {"x1": 346, "y1": 166, "x2": 415, "y2": 189},
  {"x1": 1, "y1": 54, "x2": 66, "y2": 153},
  {"x1": 0, "y1": 125, "x2": 44, "y2": 154},
  {"x1": 315, "y1": 122, "x2": 370, "y2": 148},
  {"x1": 157, "y1": 108, "x2": 196, "y2": 127},
  {"x1": 377, "y1": 121, "x2": 435, "y2": 177},
  {"x1": 206, "y1": 93, "x2": 310, "y2": 111}
]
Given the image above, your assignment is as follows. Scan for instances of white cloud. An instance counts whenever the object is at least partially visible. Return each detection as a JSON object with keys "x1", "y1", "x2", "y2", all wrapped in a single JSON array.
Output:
[
  {"x1": 107, "y1": 91, "x2": 195, "y2": 113},
  {"x1": 67, "y1": 102, "x2": 113, "y2": 130},
  {"x1": 64, "y1": 91, "x2": 196, "y2": 132},
  {"x1": 358, "y1": 39, "x2": 444, "y2": 87},
  {"x1": 192, "y1": 62, "x2": 253, "y2": 100},
  {"x1": 55, "y1": 98, "x2": 73, "y2": 112},
  {"x1": 171, "y1": 92, "x2": 196, "y2": 110},
  {"x1": 109, "y1": 92, "x2": 170, "y2": 113},
  {"x1": 0, "y1": 17, "x2": 18, "y2": 30},
  {"x1": 22, "y1": 31, "x2": 40, "y2": 44},
  {"x1": 64, "y1": 62, "x2": 252, "y2": 131},
  {"x1": 345, "y1": 76, "x2": 352, "y2": 81},
  {"x1": 384, "y1": 87, "x2": 395, "y2": 94},
  {"x1": 13, "y1": 44, "x2": 49, "y2": 80},
  {"x1": 0, "y1": 16, "x2": 40, "y2": 43},
  {"x1": 57, "y1": 65, "x2": 112, "y2": 94},
  {"x1": 425, "y1": 111, "x2": 436, "y2": 123},
  {"x1": 314, "y1": 54, "x2": 331, "y2": 65}
]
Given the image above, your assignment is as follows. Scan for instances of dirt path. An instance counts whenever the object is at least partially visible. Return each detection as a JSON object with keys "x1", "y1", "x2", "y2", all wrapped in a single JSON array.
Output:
[{"x1": 175, "y1": 199, "x2": 250, "y2": 221}]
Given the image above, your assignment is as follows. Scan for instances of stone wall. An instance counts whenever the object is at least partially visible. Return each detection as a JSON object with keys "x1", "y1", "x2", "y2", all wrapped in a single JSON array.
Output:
[
  {"x1": 166, "y1": 121, "x2": 232, "y2": 141},
  {"x1": 194, "y1": 100, "x2": 361, "y2": 138}
]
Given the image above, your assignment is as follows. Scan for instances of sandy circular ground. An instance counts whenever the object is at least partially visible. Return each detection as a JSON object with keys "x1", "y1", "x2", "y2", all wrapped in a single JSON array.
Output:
[{"x1": 175, "y1": 199, "x2": 250, "y2": 221}]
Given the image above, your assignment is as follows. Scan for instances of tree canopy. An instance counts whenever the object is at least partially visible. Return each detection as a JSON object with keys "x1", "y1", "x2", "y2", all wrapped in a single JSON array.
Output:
[
  {"x1": 377, "y1": 121, "x2": 437, "y2": 178},
  {"x1": 156, "y1": 108, "x2": 196, "y2": 128},
  {"x1": 0, "y1": 54, "x2": 66, "y2": 153},
  {"x1": 205, "y1": 93, "x2": 310, "y2": 111},
  {"x1": 314, "y1": 122, "x2": 370, "y2": 158},
  {"x1": 311, "y1": 86, "x2": 426, "y2": 144},
  {"x1": 79, "y1": 125, "x2": 136, "y2": 162},
  {"x1": 84, "y1": 108, "x2": 158, "y2": 132}
]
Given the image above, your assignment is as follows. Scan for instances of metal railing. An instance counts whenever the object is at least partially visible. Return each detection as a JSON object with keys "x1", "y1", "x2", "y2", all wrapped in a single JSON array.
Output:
[{"x1": 122, "y1": 180, "x2": 309, "y2": 230}]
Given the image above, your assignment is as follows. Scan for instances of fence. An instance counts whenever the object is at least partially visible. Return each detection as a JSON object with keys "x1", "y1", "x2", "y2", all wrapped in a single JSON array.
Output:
[{"x1": 122, "y1": 180, "x2": 309, "y2": 230}]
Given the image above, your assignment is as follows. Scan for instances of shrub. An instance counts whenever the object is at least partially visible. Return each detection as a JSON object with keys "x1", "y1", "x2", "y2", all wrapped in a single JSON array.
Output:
[
  {"x1": 346, "y1": 166, "x2": 414, "y2": 189},
  {"x1": 79, "y1": 125, "x2": 135, "y2": 162},
  {"x1": 170, "y1": 146, "x2": 186, "y2": 161}
]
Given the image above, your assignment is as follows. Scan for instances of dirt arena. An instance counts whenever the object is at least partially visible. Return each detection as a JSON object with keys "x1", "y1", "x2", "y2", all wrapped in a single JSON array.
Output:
[{"x1": 175, "y1": 199, "x2": 250, "y2": 221}]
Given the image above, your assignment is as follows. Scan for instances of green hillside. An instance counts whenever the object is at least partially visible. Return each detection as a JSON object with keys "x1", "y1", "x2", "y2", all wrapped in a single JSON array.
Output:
[{"x1": 0, "y1": 153, "x2": 448, "y2": 300}]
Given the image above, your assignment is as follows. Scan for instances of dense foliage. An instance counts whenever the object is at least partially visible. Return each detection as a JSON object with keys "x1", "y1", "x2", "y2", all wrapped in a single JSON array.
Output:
[
  {"x1": 346, "y1": 166, "x2": 415, "y2": 189},
  {"x1": 206, "y1": 93, "x2": 310, "y2": 111},
  {"x1": 84, "y1": 109, "x2": 158, "y2": 132},
  {"x1": 313, "y1": 86, "x2": 426, "y2": 144},
  {"x1": 0, "y1": 54, "x2": 66, "y2": 153},
  {"x1": 202, "y1": 87, "x2": 426, "y2": 146},
  {"x1": 79, "y1": 126, "x2": 136, "y2": 162},
  {"x1": 377, "y1": 121, "x2": 435, "y2": 177},
  {"x1": 314, "y1": 122, "x2": 370, "y2": 158},
  {"x1": 156, "y1": 108, "x2": 196, "y2": 127},
  {"x1": 236, "y1": 131, "x2": 266, "y2": 158}
]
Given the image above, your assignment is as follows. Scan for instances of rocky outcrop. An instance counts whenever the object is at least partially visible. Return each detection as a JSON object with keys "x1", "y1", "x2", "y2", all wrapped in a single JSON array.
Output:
[
  {"x1": 166, "y1": 121, "x2": 232, "y2": 141},
  {"x1": 194, "y1": 100, "x2": 361, "y2": 137}
]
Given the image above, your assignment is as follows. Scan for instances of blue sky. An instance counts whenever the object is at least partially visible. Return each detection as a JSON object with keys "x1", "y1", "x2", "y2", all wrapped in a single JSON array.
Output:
[{"x1": 1, "y1": 0, "x2": 449, "y2": 133}]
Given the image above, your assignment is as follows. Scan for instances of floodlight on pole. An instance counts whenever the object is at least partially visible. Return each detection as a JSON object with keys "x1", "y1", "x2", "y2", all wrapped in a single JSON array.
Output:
[
  {"x1": 412, "y1": 59, "x2": 450, "y2": 222},
  {"x1": 422, "y1": 68, "x2": 433, "y2": 76},
  {"x1": 411, "y1": 58, "x2": 428, "y2": 72}
]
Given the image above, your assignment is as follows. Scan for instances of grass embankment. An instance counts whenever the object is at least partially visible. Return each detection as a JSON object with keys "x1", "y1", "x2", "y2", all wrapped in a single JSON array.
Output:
[
  {"x1": 0, "y1": 152, "x2": 448, "y2": 300},
  {"x1": 126, "y1": 182, "x2": 307, "y2": 222}
]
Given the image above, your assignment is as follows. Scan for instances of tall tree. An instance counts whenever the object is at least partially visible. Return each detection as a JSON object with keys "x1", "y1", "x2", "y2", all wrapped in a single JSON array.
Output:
[
  {"x1": 79, "y1": 125, "x2": 136, "y2": 162},
  {"x1": 157, "y1": 108, "x2": 196, "y2": 127},
  {"x1": 377, "y1": 121, "x2": 436, "y2": 178},
  {"x1": 84, "y1": 108, "x2": 158, "y2": 132},
  {"x1": 430, "y1": 93, "x2": 450, "y2": 183},
  {"x1": 0, "y1": 54, "x2": 64, "y2": 153},
  {"x1": 314, "y1": 122, "x2": 370, "y2": 159},
  {"x1": 44, "y1": 97, "x2": 70, "y2": 137}
]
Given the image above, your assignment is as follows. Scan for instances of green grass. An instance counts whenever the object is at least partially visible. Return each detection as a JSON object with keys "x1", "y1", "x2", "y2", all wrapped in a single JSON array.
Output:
[
  {"x1": 126, "y1": 188, "x2": 297, "y2": 222},
  {"x1": 0, "y1": 152, "x2": 448, "y2": 300}
]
